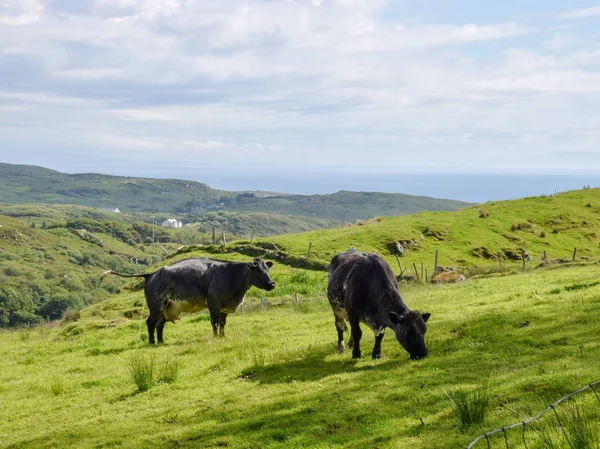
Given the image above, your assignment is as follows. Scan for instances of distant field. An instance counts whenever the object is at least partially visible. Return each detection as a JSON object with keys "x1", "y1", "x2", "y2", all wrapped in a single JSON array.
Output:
[{"x1": 1, "y1": 263, "x2": 599, "y2": 448}]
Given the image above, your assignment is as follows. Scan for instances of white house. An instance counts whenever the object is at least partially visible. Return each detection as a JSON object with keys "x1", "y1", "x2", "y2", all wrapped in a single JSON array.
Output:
[{"x1": 162, "y1": 218, "x2": 183, "y2": 228}]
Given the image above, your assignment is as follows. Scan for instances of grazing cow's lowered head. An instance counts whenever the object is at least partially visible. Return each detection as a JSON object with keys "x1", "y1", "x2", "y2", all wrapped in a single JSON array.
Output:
[
  {"x1": 247, "y1": 257, "x2": 276, "y2": 291},
  {"x1": 389, "y1": 310, "x2": 430, "y2": 360}
]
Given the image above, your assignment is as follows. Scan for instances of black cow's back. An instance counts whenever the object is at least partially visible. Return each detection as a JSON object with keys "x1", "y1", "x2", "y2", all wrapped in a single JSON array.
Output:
[
  {"x1": 345, "y1": 254, "x2": 407, "y2": 319},
  {"x1": 327, "y1": 249, "x2": 367, "y2": 309}
]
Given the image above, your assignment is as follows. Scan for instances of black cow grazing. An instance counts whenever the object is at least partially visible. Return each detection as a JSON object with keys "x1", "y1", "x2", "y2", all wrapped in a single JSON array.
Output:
[
  {"x1": 100, "y1": 257, "x2": 275, "y2": 344},
  {"x1": 327, "y1": 249, "x2": 430, "y2": 360}
]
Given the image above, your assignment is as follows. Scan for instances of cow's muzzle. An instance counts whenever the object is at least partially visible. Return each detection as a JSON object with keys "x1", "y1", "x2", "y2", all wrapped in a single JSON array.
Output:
[{"x1": 266, "y1": 282, "x2": 276, "y2": 291}]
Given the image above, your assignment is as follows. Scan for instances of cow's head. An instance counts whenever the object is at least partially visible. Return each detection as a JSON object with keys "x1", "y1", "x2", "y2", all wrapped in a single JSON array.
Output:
[
  {"x1": 247, "y1": 257, "x2": 276, "y2": 291},
  {"x1": 389, "y1": 311, "x2": 430, "y2": 360}
]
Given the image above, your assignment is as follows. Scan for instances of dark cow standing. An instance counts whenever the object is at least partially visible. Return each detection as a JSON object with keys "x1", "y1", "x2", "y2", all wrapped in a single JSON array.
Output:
[
  {"x1": 327, "y1": 249, "x2": 430, "y2": 360},
  {"x1": 100, "y1": 257, "x2": 275, "y2": 344}
]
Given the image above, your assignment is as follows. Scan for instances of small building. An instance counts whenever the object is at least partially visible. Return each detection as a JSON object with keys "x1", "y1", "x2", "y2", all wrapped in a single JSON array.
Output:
[
  {"x1": 112, "y1": 208, "x2": 121, "y2": 213},
  {"x1": 162, "y1": 218, "x2": 183, "y2": 228}
]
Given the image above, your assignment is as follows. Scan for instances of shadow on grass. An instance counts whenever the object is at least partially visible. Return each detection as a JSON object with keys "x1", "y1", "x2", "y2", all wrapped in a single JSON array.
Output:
[{"x1": 240, "y1": 343, "x2": 413, "y2": 384}]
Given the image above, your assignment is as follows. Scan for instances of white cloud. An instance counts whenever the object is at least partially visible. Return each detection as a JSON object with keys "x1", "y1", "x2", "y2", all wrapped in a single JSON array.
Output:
[
  {"x1": 0, "y1": 0, "x2": 599, "y2": 175},
  {"x1": 0, "y1": 0, "x2": 43, "y2": 25},
  {"x1": 557, "y1": 5, "x2": 600, "y2": 19}
]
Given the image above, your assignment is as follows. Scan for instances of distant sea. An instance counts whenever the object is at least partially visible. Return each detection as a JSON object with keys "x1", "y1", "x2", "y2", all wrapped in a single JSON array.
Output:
[{"x1": 134, "y1": 168, "x2": 600, "y2": 204}]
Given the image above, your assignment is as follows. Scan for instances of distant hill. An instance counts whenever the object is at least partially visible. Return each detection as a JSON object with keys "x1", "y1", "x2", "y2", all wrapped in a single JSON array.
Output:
[
  {"x1": 171, "y1": 187, "x2": 600, "y2": 274},
  {"x1": 0, "y1": 163, "x2": 471, "y2": 221}
]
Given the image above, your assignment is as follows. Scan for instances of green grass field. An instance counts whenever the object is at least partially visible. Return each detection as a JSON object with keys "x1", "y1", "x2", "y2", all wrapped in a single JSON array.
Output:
[{"x1": 1, "y1": 263, "x2": 599, "y2": 448}]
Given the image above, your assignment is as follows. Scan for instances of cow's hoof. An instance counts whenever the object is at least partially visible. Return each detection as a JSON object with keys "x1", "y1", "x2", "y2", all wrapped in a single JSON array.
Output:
[
  {"x1": 371, "y1": 353, "x2": 381, "y2": 360},
  {"x1": 352, "y1": 352, "x2": 362, "y2": 359},
  {"x1": 337, "y1": 342, "x2": 346, "y2": 353}
]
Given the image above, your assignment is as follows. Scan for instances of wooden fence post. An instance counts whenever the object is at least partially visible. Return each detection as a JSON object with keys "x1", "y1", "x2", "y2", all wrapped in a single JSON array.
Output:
[
  {"x1": 434, "y1": 250, "x2": 439, "y2": 273},
  {"x1": 420, "y1": 262, "x2": 424, "y2": 279},
  {"x1": 395, "y1": 255, "x2": 402, "y2": 272},
  {"x1": 250, "y1": 229, "x2": 255, "y2": 244},
  {"x1": 412, "y1": 263, "x2": 420, "y2": 280},
  {"x1": 498, "y1": 252, "x2": 502, "y2": 268},
  {"x1": 222, "y1": 231, "x2": 227, "y2": 246},
  {"x1": 212, "y1": 227, "x2": 216, "y2": 245},
  {"x1": 425, "y1": 268, "x2": 429, "y2": 283},
  {"x1": 543, "y1": 250, "x2": 547, "y2": 261},
  {"x1": 306, "y1": 242, "x2": 312, "y2": 260},
  {"x1": 572, "y1": 248, "x2": 577, "y2": 262}
]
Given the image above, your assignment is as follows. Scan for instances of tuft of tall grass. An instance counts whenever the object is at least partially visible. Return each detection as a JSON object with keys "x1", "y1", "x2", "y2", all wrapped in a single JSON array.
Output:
[
  {"x1": 128, "y1": 353, "x2": 155, "y2": 392},
  {"x1": 49, "y1": 376, "x2": 64, "y2": 396},
  {"x1": 18, "y1": 328, "x2": 31, "y2": 341},
  {"x1": 157, "y1": 358, "x2": 179, "y2": 384},
  {"x1": 446, "y1": 386, "x2": 490, "y2": 428},
  {"x1": 247, "y1": 345, "x2": 266, "y2": 369},
  {"x1": 564, "y1": 400, "x2": 599, "y2": 449},
  {"x1": 533, "y1": 399, "x2": 600, "y2": 449}
]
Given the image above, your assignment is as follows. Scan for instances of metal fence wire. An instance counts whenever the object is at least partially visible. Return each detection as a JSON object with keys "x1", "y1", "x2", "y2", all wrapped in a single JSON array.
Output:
[{"x1": 467, "y1": 380, "x2": 600, "y2": 449}]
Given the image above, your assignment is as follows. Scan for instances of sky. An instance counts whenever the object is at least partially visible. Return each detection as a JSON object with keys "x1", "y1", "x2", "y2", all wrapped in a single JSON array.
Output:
[{"x1": 1, "y1": 0, "x2": 600, "y2": 183}]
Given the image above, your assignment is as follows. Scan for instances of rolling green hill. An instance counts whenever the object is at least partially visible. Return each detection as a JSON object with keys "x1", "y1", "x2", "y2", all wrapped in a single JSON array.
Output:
[
  {"x1": 0, "y1": 162, "x2": 471, "y2": 220},
  {"x1": 234, "y1": 187, "x2": 600, "y2": 273},
  {"x1": 0, "y1": 204, "x2": 342, "y2": 239}
]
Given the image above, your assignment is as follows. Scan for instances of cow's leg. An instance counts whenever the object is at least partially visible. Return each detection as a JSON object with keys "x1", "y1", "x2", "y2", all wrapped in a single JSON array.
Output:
[
  {"x1": 348, "y1": 335, "x2": 354, "y2": 349},
  {"x1": 349, "y1": 316, "x2": 362, "y2": 359},
  {"x1": 209, "y1": 308, "x2": 220, "y2": 337},
  {"x1": 334, "y1": 314, "x2": 347, "y2": 353},
  {"x1": 371, "y1": 331, "x2": 385, "y2": 360},
  {"x1": 156, "y1": 315, "x2": 167, "y2": 344},
  {"x1": 218, "y1": 312, "x2": 227, "y2": 338},
  {"x1": 146, "y1": 312, "x2": 158, "y2": 345}
]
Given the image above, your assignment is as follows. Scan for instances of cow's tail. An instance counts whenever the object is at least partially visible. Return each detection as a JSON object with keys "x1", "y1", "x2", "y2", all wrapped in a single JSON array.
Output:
[{"x1": 98, "y1": 270, "x2": 151, "y2": 287}]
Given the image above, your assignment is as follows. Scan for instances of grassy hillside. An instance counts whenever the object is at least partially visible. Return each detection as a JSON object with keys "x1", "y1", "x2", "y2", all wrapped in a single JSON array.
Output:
[
  {"x1": 233, "y1": 187, "x2": 600, "y2": 274},
  {"x1": 0, "y1": 214, "x2": 168, "y2": 327},
  {"x1": 0, "y1": 162, "x2": 471, "y2": 220},
  {"x1": 1, "y1": 263, "x2": 599, "y2": 448},
  {"x1": 2, "y1": 188, "x2": 600, "y2": 447},
  {"x1": 0, "y1": 204, "x2": 342, "y2": 239}
]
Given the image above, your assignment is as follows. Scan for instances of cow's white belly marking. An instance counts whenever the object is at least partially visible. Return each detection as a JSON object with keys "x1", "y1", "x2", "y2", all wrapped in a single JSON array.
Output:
[{"x1": 164, "y1": 300, "x2": 207, "y2": 322}]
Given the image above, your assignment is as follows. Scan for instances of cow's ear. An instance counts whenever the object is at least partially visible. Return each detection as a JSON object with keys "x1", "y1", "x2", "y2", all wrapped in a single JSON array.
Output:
[
  {"x1": 421, "y1": 313, "x2": 431, "y2": 323},
  {"x1": 389, "y1": 312, "x2": 402, "y2": 324},
  {"x1": 266, "y1": 261, "x2": 273, "y2": 268}
]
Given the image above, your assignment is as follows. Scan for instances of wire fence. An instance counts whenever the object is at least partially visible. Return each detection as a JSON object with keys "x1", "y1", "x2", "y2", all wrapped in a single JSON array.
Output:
[{"x1": 467, "y1": 380, "x2": 600, "y2": 448}]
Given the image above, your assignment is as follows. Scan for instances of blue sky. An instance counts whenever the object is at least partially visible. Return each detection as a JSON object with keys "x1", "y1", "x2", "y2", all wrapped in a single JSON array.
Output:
[{"x1": 1, "y1": 0, "x2": 600, "y2": 178}]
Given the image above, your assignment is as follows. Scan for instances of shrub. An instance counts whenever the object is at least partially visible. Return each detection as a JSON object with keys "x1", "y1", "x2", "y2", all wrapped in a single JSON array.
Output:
[
  {"x1": 446, "y1": 386, "x2": 490, "y2": 428},
  {"x1": 61, "y1": 308, "x2": 81, "y2": 323},
  {"x1": 540, "y1": 231, "x2": 547, "y2": 238},
  {"x1": 128, "y1": 353, "x2": 155, "y2": 392}
]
